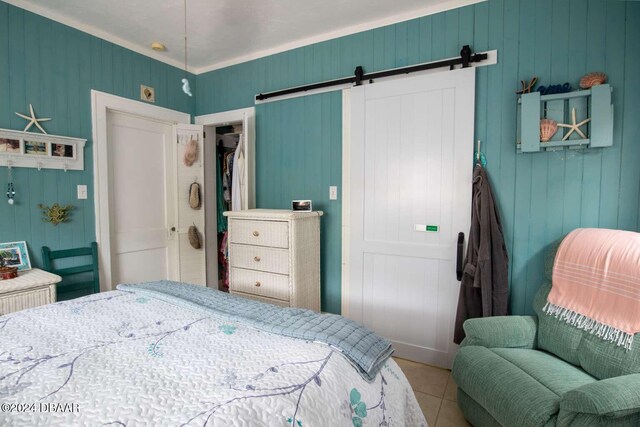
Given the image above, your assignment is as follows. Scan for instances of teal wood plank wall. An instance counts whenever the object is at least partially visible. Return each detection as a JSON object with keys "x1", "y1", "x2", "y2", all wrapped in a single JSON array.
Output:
[
  {"x1": 195, "y1": 0, "x2": 640, "y2": 315},
  {"x1": 0, "y1": 4, "x2": 195, "y2": 269}
]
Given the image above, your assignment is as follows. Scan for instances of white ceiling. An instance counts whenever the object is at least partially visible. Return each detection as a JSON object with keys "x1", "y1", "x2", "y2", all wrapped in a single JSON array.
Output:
[{"x1": 5, "y1": 0, "x2": 484, "y2": 74}]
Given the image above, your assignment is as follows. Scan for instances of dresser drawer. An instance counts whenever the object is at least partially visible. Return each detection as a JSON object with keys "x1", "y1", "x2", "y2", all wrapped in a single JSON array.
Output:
[
  {"x1": 0, "y1": 287, "x2": 53, "y2": 316},
  {"x1": 230, "y1": 268, "x2": 289, "y2": 301},
  {"x1": 229, "y1": 219, "x2": 289, "y2": 248},
  {"x1": 230, "y1": 290, "x2": 290, "y2": 308},
  {"x1": 230, "y1": 244, "x2": 289, "y2": 275}
]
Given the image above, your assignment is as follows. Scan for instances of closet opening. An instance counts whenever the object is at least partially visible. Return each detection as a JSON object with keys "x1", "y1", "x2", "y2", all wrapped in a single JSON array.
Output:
[
  {"x1": 206, "y1": 121, "x2": 245, "y2": 292},
  {"x1": 198, "y1": 106, "x2": 255, "y2": 292}
]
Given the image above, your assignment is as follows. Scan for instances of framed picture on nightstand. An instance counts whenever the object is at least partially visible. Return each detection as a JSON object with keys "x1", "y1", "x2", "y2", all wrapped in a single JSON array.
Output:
[{"x1": 0, "y1": 241, "x2": 31, "y2": 271}]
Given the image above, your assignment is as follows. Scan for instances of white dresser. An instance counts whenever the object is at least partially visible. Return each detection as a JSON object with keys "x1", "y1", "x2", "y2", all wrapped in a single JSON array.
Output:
[
  {"x1": 224, "y1": 209, "x2": 322, "y2": 311},
  {"x1": 0, "y1": 269, "x2": 61, "y2": 315}
]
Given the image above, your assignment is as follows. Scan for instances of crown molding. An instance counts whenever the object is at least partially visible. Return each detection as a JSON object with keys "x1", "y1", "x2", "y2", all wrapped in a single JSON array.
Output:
[
  {"x1": 2, "y1": 0, "x2": 187, "y2": 71},
  {"x1": 4, "y1": 0, "x2": 486, "y2": 76},
  {"x1": 193, "y1": 0, "x2": 485, "y2": 74}
]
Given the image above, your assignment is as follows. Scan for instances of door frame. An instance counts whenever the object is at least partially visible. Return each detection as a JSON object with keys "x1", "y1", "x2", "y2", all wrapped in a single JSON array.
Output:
[
  {"x1": 194, "y1": 106, "x2": 256, "y2": 210},
  {"x1": 91, "y1": 90, "x2": 191, "y2": 291},
  {"x1": 194, "y1": 107, "x2": 256, "y2": 287}
]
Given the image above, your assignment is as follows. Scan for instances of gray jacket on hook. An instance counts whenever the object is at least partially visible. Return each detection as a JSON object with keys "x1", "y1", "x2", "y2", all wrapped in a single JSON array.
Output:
[{"x1": 454, "y1": 165, "x2": 509, "y2": 344}]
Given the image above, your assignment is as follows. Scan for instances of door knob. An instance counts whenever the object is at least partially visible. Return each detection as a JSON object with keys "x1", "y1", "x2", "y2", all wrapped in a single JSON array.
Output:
[
  {"x1": 255, "y1": 281, "x2": 261, "y2": 287},
  {"x1": 253, "y1": 231, "x2": 260, "y2": 237},
  {"x1": 254, "y1": 256, "x2": 261, "y2": 262}
]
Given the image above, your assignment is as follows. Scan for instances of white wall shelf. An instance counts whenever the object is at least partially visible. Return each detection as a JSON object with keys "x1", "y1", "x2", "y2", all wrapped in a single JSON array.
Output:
[{"x1": 0, "y1": 128, "x2": 86, "y2": 171}]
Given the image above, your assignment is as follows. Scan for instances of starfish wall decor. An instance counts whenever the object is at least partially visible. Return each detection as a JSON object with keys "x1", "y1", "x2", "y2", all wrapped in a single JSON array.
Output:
[
  {"x1": 558, "y1": 108, "x2": 591, "y2": 141},
  {"x1": 15, "y1": 104, "x2": 51, "y2": 134}
]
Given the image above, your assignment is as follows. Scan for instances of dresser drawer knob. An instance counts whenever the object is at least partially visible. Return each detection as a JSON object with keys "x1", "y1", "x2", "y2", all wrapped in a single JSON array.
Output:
[
  {"x1": 254, "y1": 256, "x2": 261, "y2": 262},
  {"x1": 252, "y1": 231, "x2": 260, "y2": 237},
  {"x1": 255, "y1": 281, "x2": 261, "y2": 287}
]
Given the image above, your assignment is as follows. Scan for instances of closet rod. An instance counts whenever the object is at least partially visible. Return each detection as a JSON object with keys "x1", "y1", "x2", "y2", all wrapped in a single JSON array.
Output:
[{"x1": 255, "y1": 45, "x2": 487, "y2": 101}]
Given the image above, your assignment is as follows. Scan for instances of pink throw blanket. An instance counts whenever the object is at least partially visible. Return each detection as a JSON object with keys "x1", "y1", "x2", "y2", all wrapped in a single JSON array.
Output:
[{"x1": 544, "y1": 228, "x2": 640, "y2": 349}]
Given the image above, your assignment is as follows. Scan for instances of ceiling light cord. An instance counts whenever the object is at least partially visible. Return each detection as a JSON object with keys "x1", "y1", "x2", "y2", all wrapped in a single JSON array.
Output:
[
  {"x1": 184, "y1": 0, "x2": 188, "y2": 76},
  {"x1": 181, "y1": 0, "x2": 192, "y2": 96}
]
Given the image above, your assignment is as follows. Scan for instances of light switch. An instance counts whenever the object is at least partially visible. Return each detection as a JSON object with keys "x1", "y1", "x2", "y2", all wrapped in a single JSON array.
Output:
[
  {"x1": 77, "y1": 185, "x2": 88, "y2": 200},
  {"x1": 329, "y1": 186, "x2": 338, "y2": 200}
]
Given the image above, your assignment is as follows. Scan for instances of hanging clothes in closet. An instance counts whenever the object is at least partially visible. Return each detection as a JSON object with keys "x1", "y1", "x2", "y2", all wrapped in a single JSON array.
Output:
[
  {"x1": 231, "y1": 137, "x2": 245, "y2": 211},
  {"x1": 215, "y1": 130, "x2": 242, "y2": 291}
]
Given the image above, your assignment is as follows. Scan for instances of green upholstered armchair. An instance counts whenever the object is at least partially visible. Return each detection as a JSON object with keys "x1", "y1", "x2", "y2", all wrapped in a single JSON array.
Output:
[{"x1": 452, "y1": 283, "x2": 640, "y2": 427}]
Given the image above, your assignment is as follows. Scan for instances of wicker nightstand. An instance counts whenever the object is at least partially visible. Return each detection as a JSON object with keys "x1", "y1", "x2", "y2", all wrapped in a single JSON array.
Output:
[
  {"x1": 224, "y1": 209, "x2": 323, "y2": 311},
  {"x1": 0, "y1": 269, "x2": 61, "y2": 315}
]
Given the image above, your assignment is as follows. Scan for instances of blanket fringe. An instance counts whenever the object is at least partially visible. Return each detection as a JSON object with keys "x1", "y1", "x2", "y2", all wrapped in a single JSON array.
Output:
[{"x1": 542, "y1": 302, "x2": 634, "y2": 350}]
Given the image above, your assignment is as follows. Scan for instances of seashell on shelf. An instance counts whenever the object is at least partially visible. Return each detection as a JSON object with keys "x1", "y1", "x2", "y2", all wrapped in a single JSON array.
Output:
[
  {"x1": 540, "y1": 119, "x2": 558, "y2": 142},
  {"x1": 579, "y1": 72, "x2": 607, "y2": 89}
]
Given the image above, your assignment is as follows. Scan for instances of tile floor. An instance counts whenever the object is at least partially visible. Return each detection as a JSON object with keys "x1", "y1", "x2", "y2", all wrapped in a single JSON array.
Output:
[{"x1": 393, "y1": 357, "x2": 470, "y2": 427}]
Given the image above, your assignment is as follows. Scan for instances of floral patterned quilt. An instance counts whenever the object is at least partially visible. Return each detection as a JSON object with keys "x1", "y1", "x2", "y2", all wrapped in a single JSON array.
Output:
[{"x1": 0, "y1": 288, "x2": 427, "y2": 426}]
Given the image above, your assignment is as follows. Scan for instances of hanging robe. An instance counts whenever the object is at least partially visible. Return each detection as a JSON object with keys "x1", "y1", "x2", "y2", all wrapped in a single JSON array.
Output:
[{"x1": 454, "y1": 165, "x2": 510, "y2": 344}]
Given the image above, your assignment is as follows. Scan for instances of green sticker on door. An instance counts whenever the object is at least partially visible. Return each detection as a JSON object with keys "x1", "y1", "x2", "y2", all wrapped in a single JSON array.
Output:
[{"x1": 414, "y1": 224, "x2": 439, "y2": 232}]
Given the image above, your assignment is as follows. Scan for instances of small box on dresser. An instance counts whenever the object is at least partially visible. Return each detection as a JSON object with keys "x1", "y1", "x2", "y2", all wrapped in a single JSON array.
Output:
[{"x1": 223, "y1": 209, "x2": 323, "y2": 311}]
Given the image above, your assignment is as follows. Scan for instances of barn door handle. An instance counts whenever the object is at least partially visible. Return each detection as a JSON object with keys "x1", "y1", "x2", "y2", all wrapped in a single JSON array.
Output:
[{"x1": 456, "y1": 232, "x2": 464, "y2": 281}]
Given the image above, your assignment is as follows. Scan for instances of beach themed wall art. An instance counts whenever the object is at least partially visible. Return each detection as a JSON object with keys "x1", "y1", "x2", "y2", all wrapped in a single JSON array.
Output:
[
  {"x1": 52, "y1": 143, "x2": 75, "y2": 158},
  {"x1": 0, "y1": 138, "x2": 20, "y2": 153},
  {"x1": 24, "y1": 140, "x2": 49, "y2": 156},
  {"x1": 0, "y1": 241, "x2": 31, "y2": 271},
  {"x1": 0, "y1": 128, "x2": 86, "y2": 171},
  {"x1": 15, "y1": 104, "x2": 51, "y2": 134}
]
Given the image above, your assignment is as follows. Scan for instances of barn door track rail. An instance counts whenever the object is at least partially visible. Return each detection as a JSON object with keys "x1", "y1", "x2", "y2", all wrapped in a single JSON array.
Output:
[{"x1": 255, "y1": 45, "x2": 488, "y2": 102}]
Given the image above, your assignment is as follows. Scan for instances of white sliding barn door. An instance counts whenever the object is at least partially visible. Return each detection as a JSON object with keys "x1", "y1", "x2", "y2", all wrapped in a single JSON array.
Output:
[
  {"x1": 174, "y1": 124, "x2": 206, "y2": 286},
  {"x1": 347, "y1": 68, "x2": 475, "y2": 369},
  {"x1": 107, "y1": 111, "x2": 179, "y2": 285}
]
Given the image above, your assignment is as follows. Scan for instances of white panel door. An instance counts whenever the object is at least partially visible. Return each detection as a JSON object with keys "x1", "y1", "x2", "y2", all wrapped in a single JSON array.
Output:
[
  {"x1": 348, "y1": 68, "x2": 475, "y2": 369},
  {"x1": 107, "y1": 111, "x2": 178, "y2": 285},
  {"x1": 174, "y1": 124, "x2": 206, "y2": 286}
]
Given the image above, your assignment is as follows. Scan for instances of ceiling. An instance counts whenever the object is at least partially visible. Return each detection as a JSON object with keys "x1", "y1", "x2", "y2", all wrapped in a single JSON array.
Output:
[{"x1": 5, "y1": 0, "x2": 483, "y2": 74}]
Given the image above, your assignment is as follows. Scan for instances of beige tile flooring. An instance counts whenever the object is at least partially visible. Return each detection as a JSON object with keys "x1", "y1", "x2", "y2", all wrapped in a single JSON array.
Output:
[{"x1": 393, "y1": 357, "x2": 470, "y2": 427}]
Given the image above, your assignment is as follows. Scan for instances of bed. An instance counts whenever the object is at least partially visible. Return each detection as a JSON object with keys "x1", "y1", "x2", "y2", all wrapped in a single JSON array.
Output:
[{"x1": 0, "y1": 281, "x2": 426, "y2": 426}]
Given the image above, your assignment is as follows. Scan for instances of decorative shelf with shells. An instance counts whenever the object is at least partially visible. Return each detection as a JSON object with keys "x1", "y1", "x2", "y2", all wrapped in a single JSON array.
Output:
[{"x1": 517, "y1": 84, "x2": 613, "y2": 153}]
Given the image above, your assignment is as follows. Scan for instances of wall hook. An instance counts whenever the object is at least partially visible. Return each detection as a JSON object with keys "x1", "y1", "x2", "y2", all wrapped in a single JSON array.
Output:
[
  {"x1": 37, "y1": 162, "x2": 42, "y2": 171},
  {"x1": 63, "y1": 163, "x2": 68, "y2": 172}
]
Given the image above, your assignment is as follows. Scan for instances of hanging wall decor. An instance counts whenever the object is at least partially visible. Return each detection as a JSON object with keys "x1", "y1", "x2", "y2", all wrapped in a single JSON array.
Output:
[
  {"x1": 183, "y1": 138, "x2": 199, "y2": 166},
  {"x1": 15, "y1": 104, "x2": 51, "y2": 134},
  {"x1": 516, "y1": 76, "x2": 538, "y2": 94},
  {"x1": 188, "y1": 225, "x2": 202, "y2": 249},
  {"x1": 579, "y1": 72, "x2": 607, "y2": 89},
  {"x1": 38, "y1": 203, "x2": 74, "y2": 225},
  {"x1": 537, "y1": 83, "x2": 572, "y2": 95},
  {"x1": 6, "y1": 163, "x2": 15, "y2": 205},
  {"x1": 517, "y1": 82, "x2": 612, "y2": 153},
  {"x1": 540, "y1": 119, "x2": 559, "y2": 142},
  {"x1": 557, "y1": 108, "x2": 591, "y2": 141},
  {"x1": 189, "y1": 181, "x2": 201, "y2": 210},
  {"x1": 0, "y1": 128, "x2": 86, "y2": 171}
]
